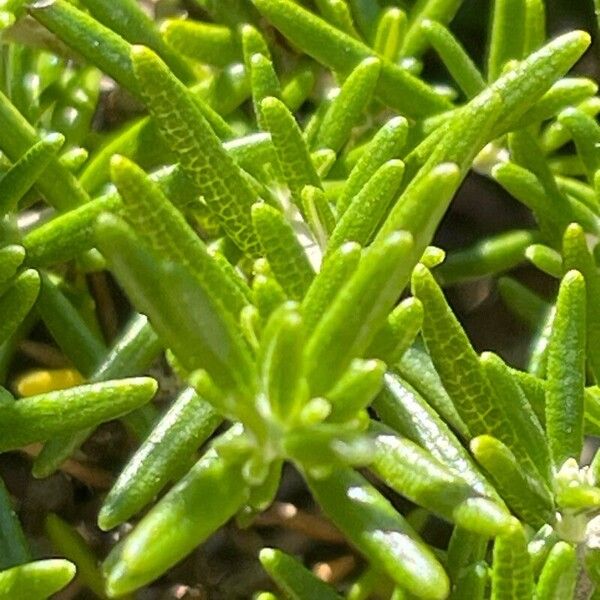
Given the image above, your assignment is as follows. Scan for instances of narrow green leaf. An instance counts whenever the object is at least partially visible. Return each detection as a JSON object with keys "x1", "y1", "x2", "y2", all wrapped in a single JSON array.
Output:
[
  {"x1": 450, "y1": 561, "x2": 487, "y2": 600},
  {"x1": 98, "y1": 387, "x2": 220, "y2": 530},
  {"x1": 436, "y1": 229, "x2": 538, "y2": 285},
  {"x1": 259, "y1": 548, "x2": 343, "y2": 600},
  {"x1": 260, "y1": 96, "x2": 321, "y2": 208},
  {"x1": 251, "y1": 0, "x2": 452, "y2": 118},
  {"x1": 487, "y1": 0, "x2": 526, "y2": 81},
  {"x1": 536, "y1": 542, "x2": 577, "y2": 600},
  {"x1": 491, "y1": 523, "x2": 535, "y2": 600},
  {"x1": 0, "y1": 477, "x2": 30, "y2": 569},
  {"x1": 301, "y1": 241, "x2": 361, "y2": 334},
  {"x1": 523, "y1": 0, "x2": 545, "y2": 53},
  {"x1": 497, "y1": 277, "x2": 552, "y2": 330},
  {"x1": 112, "y1": 155, "x2": 249, "y2": 317},
  {"x1": 421, "y1": 19, "x2": 485, "y2": 98},
  {"x1": 131, "y1": 45, "x2": 261, "y2": 256},
  {"x1": 249, "y1": 53, "x2": 282, "y2": 128},
  {"x1": 470, "y1": 435, "x2": 555, "y2": 529},
  {"x1": 327, "y1": 159, "x2": 404, "y2": 256},
  {"x1": 0, "y1": 378, "x2": 156, "y2": 452},
  {"x1": 370, "y1": 426, "x2": 513, "y2": 536},
  {"x1": 45, "y1": 513, "x2": 106, "y2": 599},
  {"x1": 374, "y1": 373, "x2": 500, "y2": 502},
  {"x1": 0, "y1": 133, "x2": 64, "y2": 216},
  {"x1": 80, "y1": 0, "x2": 193, "y2": 81},
  {"x1": 338, "y1": 117, "x2": 408, "y2": 216},
  {"x1": 313, "y1": 57, "x2": 380, "y2": 152},
  {"x1": 305, "y1": 232, "x2": 414, "y2": 396},
  {"x1": 103, "y1": 450, "x2": 248, "y2": 597},
  {"x1": 252, "y1": 202, "x2": 315, "y2": 301},
  {"x1": 314, "y1": 0, "x2": 357, "y2": 37},
  {"x1": 0, "y1": 246, "x2": 25, "y2": 288},
  {"x1": 95, "y1": 214, "x2": 256, "y2": 395},
  {"x1": 306, "y1": 467, "x2": 450, "y2": 600},
  {"x1": 525, "y1": 244, "x2": 563, "y2": 278},
  {"x1": 301, "y1": 185, "x2": 335, "y2": 248},
  {"x1": 545, "y1": 270, "x2": 586, "y2": 467},
  {"x1": 0, "y1": 269, "x2": 40, "y2": 347},
  {"x1": 373, "y1": 8, "x2": 406, "y2": 62},
  {"x1": 558, "y1": 107, "x2": 600, "y2": 182},
  {"x1": 447, "y1": 527, "x2": 488, "y2": 582},
  {"x1": 0, "y1": 559, "x2": 75, "y2": 600}
]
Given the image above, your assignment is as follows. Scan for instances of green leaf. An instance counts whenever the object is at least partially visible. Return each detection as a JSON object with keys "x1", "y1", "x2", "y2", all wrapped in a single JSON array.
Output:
[
  {"x1": 370, "y1": 425, "x2": 513, "y2": 536},
  {"x1": 374, "y1": 373, "x2": 500, "y2": 502},
  {"x1": 131, "y1": 45, "x2": 260, "y2": 256},
  {"x1": 103, "y1": 449, "x2": 248, "y2": 597},
  {"x1": 45, "y1": 513, "x2": 107, "y2": 599},
  {"x1": 0, "y1": 477, "x2": 30, "y2": 569},
  {"x1": 251, "y1": 0, "x2": 452, "y2": 118},
  {"x1": 260, "y1": 95, "x2": 321, "y2": 208},
  {"x1": 0, "y1": 269, "x2": 40, "y2": 347},
  {"x1": 111, "y1": 155, "x2": 249, "y2": 317},
  {"x1": 487, "y1": 0, "x2": 526, "y2": 81},
  {"x1": 98, "y1": 386, "x2": 220, "y2": 530},
  {"x1": 249, "y1": 53, "x2": 282, "y2": 128},
  {"x1": 337, "y1": 116, "x2": 408, "y2": 216},
  {"x1": 306, "y1": 466, "x2": 450, "y2": 600},
  {"x1": 450, "y1": 561, "x2": 487, "y2": 600},
  {"x1": 95, "y1": 214, "x2": 256, "y2": 395},
  {"x1": 0, "y1": 378, "x2": 156, "y2": 452},
  {"x1": 491, "y1": 523, "x2": 535, "y2": 600},
  {"x1": 373, "y1": 8, "x2": 406, "y2": 62},
  {"x1": 0, "y1": 132, "x2": 64, "y2": 216},
  {"x1": 558, "y1": 107, "x2": 600, "y2": 182},
  {"x1": 327, "y1": 159, "x2": 404, "y2": 256},
  {"x1": 305, "y1": 231, "x2": 414, "y2": 395},
  {"x1": 470, "y1": 435, "x2": 554, "y2": 529},
  {"x1": 0, "y1": 246, "x2": 25, "y2": 288},
  {"x1": 545, "y1": 270, "x2": 586, "y2": 467},
  {"x1": 252, "y1": 202, "x2": 315, "y2": 301},
  {"x1": 525, "y1": 244, "x2": 563, "y2": 278},
  {"x1": 436, "y1": 229, "x2": 539, "y2": 286},
  {"x1": 259, "y1": 548, "x2": 343, "y2": 600},
  {"x1": 536, "y1": 542, "x2": 577, "y2": 600},
  {"x1": 0, "y1": 559, "x2": 75, "y2": 600},
  {"x1": 313, "y1": 57, "x2": 380, "y2": 152},
  {"x1": 421, "y1": 19, "x2": 484, "y2": 98}
]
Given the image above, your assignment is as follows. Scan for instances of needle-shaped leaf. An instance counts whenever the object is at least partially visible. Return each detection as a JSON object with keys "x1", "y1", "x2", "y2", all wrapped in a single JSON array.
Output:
[
  {"x1": 487, "y1": 0, "x2": 526, "y2": 81},
  {"x1": 447, "y1": 527, "x2": 488, "y2": 582},
  {"x1": 0, "y1": 559, "x2": 76, "y2": 600},
  {"x1": 450, "y1": 561, "x2": 488, "y2": 600},
  {"x1": 0, "y1": 132, "x2": 64, "y2": 216},
  {"x1": 470, "y1": 435, "x2": 554, "y2": 529},
  {"x1": 95, "y1": 214, "x2": 256, "y2": 395},
  {"x1": 251, "y1": 0, "x2": 452, "y2": 118},
  {"x1": 98, "y1": 387, "x2": 220, "y2": 531},
  {"x1": 313, "y1": 57, "x2": 380, "y2": 152},
  {"x1": 370, "y1": 425, "x2": 513, "y2": 536},
  {"x1": 258, "y1": 302, "x2": 306, "y2": 422},
  {"x1": 301, "y1": 241, "x2": 361, "y2": 334},
  {"x1": 104, "y1": 449, "x2": 248, "y2": 597},
  {"x1": 421, "y1": 19, "x2": 485, "y2": 98},
  {"x1": 0, "y1": 269, "x2": 40, "y2": 347},
  {"x1": 436, "y1": 229, "x2": 538, "y2": 285},
  {"x1": 337, "y1": 116, "x2": 408, "y2": 216},
  {"x1": 305, "y1": 231, "x2": 414, "y2": 396},
  {"x1": 259, "y1": 548, "x2": 343, "y2": 600},
  {"x1": 326, "y1": 358, "x2": 385, "y2": 422},
  {"x1": 373, "y1": 8, "x2": 406, "y2": 62},
  {"x1": 0, "y1": 477, "x2": 30, "y2": 569},
  {"x1": 535, "y1": 541, "x2": 577, "y2": 600},
  {"x1": 365, "y1": 296, "x2": 423, "y2": 366},
  {"x1": 525, "y1": 244, "x2": 563, "y2": 278},
  {"x1": 401, "y1": 0, "x2": 465, "y2": 58},
  {"x1": 545, "y1": 270, "x2": 586, "y2": 467},
  {"x1": 253, "y1": 272, "x2": 288, "y2": 320},
  {"x1": 558, "y1": 107, "x2": 600, "y2": 182},
  {"x1": 327, "y1": 159, "x2": 404, "y2": 256},
  {"x1": 491, "y1": 523, "x2": 535, "y2": 600},
  {"x1": 252, "y1": 203, "x2": 315, "y2": 301},
  {"x1": 375, "y1": 373, "x2": 500, "y2": 501},
  {"x1": 80, "y1": 0, "x2": 193, "y2": 81},
  {"x1": 301, "y1": 185, "x2": 335, "y2": 248},
  {"x1": 0, "y1": 378, "x2": 156, "y2": 452},
  {"x1": 396, "y1": 343, "x2": 469, "y2": 438},
  {"x1": 249, "y1": 53, "x2": 281, "y2": 128},
  {"x1": 131, "y1": 45, "x2": 261, "y2": 256},
  {"x1": 260, "y1": 96, "x2": 321, "y2": 208},
  {"x1": 45, "y1": 513, "x2": 107, "y2": 599},
  {"x1": 314, "y1": 0, "x2": 357, "y2": 37},
  {"x1": 0, "y1": 246, "x2": 25, "y2": 288},
  {"x1": 306, "y1": 466, "x2": 450, "y2": 600},
  {"x1": 111, "y1": 155, "x2": 249, "y2": 317},
  {"x1": 562, "y1": 223, "x2": 600, "y2": 383}
]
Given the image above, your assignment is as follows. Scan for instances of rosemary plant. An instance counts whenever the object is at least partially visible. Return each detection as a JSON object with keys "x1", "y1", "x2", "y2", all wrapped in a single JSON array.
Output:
[{"x1": 1, "y1": 0, "x2": 600, "y2": 598}]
